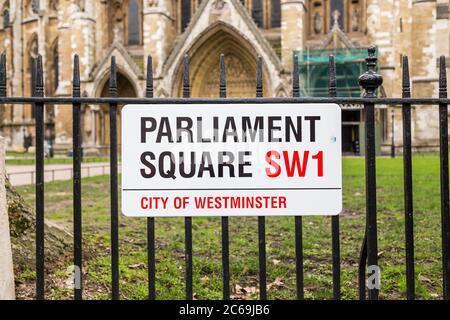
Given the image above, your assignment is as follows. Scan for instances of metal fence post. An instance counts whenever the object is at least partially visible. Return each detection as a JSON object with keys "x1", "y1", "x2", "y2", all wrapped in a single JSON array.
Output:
[
  {"x1": 358, "y1": 46, "x2": 383, "y2": 300},
  {"x1": 256, "y1": 56, "x2": 267, "y2": 300},
  {"x1": 438, "y1": 55, "x2": 450, "y2": 300},
  {"x1": 72, "y1": 55, "x2": 83, "y2": 300},
  {"x1": 219, "y1": 54, "x2": 230, "y2": 300},
  {"x1": 109, "y1": 57, "x2": 120, "y2": 300},
  {"x1": 292, "y1": 54, "x2": 304, "y2": 300},
  {"x1": 183, "y1": 54, "x2": 194, "y2": 301},
  {"x1": 33, "y1": 55, "x2": 46, "y2": 300},
  {"x1": 329, "y1": 54, "x2": 341, "y2": 300},
  {"x1": 146, "y1": 55, "x2": 156, "y2": 301},
  {"x1": 402, "y1": 56, "x2": 415, "y2": 300}
]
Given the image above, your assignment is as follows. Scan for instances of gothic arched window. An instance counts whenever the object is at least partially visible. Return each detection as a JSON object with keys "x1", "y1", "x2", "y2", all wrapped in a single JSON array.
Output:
[
  {"x1": 2, "y1": 9, "x2": 9, "y2": 29},
  {"x1": 252, "y1": 0, "x2": 263, "y2": 28},
  {"x1": 127, "y1": 0, "x2": 141, "y2": 45},
  {"x1": 271, "y1": 0, "x2": 280, "y2": 28},
  {"x1": 181, "y1": 0, "x2": 191, "y2": 32},
  {"x1": 51, "y1": 41, "x2": 59, "y2": 93},
  {"x1": 247, "y1": 0, "x2": 281, "y2": 29}
]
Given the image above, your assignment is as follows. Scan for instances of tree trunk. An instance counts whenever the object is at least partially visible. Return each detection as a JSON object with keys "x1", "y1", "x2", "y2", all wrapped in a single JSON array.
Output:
[{"x1": 6, "y1": 176, "x2": 72, "y2": 272}]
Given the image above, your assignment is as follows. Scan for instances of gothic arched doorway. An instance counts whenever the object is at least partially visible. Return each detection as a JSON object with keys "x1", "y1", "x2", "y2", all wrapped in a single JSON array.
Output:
[
  {"x1": 174, "y1": 24, "x2": 269, "y2": 97},
  {"x1": 85, "y1": 72, "x2": 138, "y2": 155}
]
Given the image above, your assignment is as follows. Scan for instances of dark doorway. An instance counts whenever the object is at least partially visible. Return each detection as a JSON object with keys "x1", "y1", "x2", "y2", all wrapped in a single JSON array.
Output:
[
  {"x1": 342, "y1": 110, "x2": 361, "y2": 154},
  {"x1": 342, "y1": 125, "x2": 359, "y2": 154}
]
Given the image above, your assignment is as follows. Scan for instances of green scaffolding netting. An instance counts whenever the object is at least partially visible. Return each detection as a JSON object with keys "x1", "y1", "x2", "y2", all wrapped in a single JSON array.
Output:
[{"x1": 293, "y1": 47, "x2": 373, "y2": 98}]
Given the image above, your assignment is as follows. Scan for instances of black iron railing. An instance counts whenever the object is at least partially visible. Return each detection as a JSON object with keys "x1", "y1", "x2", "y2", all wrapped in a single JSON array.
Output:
[{"x1": 0, "y1": 46, "x2": 449, "y2": 300}]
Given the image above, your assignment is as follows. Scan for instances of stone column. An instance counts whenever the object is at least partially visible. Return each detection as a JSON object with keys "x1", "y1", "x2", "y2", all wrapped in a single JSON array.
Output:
[
  {"x1": 366, "y1": 0, "x2": 412, "y2": 155},
  {"x1": 53, "y1": 2, "x2": 74, "y2": 150},
  {"x1": 410, "y1": 0, "x2": 440, "y2": 146},
  {"x1": 11, "y1": 0, "x2": 24, "y2": 147},
  {"x1": 54, "y1": 2, "x2": 96, "y2": 150},
  {"x1": 410, "y1": 0, "x2": 438, "y2": 97},
  {"x1": 281, "y1": 0, "x2": 305, "y2": 72},
  {"x1": 143, "y1": 0, "x2": 175, "y2": 77},
  {"x1": 366, "y1": 0, "x2": 397, "y2": 96},
  {"x1": 0, "y1": 136, "x2": 15, "y2": 300}
]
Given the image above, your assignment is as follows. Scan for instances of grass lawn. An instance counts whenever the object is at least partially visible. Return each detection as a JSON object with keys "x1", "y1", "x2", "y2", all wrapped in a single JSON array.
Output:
[
  {"x1": 14, "y1": 155, "x2": 447, "y2": 300},
  {"x1": 6, "y1": 157, "x2": 109, "y2": 165}
]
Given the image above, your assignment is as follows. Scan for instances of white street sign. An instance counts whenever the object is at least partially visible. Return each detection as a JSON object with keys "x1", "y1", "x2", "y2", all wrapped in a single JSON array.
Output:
[{"x1": 121, "y1": 103, "x2": 342, "y2": 217}]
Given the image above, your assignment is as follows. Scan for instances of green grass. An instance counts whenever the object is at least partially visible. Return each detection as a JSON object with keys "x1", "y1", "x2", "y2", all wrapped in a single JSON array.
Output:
[
  {"x1": 6, "y1": 157, "x2": 109, "y2": 165},
  {"x1": 14, "y1": 155, "x2": 446, "y2": 300}
]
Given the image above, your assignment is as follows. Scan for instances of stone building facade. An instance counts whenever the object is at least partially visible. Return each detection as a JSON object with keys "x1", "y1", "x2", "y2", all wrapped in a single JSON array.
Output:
[{"x1": 0, "y1": 0, "x2": 449, "y2": 154}]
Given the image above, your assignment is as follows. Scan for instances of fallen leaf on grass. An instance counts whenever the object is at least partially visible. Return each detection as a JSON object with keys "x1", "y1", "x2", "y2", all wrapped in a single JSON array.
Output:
[
  {"x1": 233, "y1": 284, "x2": 259, "y2": 298},
  {"x1": 128, "y1": 263, "x2": 146, "y2": 269},
  {"x1": 419, "y1": 275, "x2": 432, "y2": 284},
  {"x1": 267, "y1": 277, "x2": 285, "y2": 291}
]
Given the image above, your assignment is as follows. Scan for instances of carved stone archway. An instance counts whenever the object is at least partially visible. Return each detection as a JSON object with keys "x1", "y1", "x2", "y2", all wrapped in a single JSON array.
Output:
[
  {"x1": 174, "y1": 23, "x2": 270, "y2": 97},
  {"x1": 197, "y1": 53, "x2": 257, "y2": 98},
  {"x1": 83, "y1": 72, "x2": 138, "y2": 155}
]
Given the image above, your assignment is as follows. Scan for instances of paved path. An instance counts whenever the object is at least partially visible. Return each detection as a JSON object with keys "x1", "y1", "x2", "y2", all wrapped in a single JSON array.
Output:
[{"x1": 6, "y1": 162, "x2": 116, "y2": 186}]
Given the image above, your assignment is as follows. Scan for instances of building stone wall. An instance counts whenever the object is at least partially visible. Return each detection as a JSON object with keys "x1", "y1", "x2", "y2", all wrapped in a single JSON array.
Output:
[
  {"x1": 281, "y1": 0, "x2": 305, "y2": 71},
  {"x1": 409, "y1": 0, "x2": 440, "y2": 147},
  {"x1": 0, "y1": 0, "x2": 449, "y2": 154}
]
